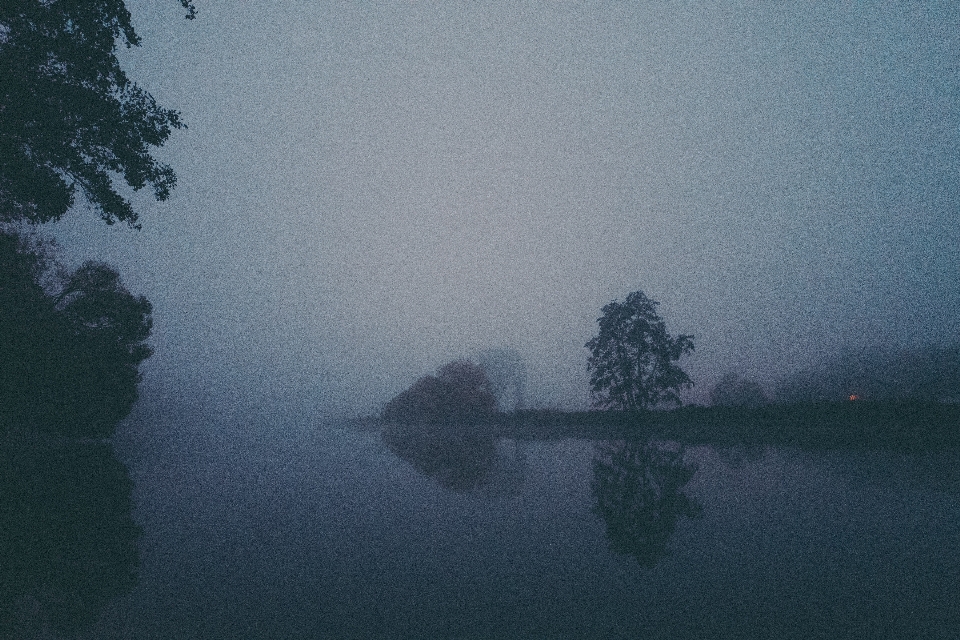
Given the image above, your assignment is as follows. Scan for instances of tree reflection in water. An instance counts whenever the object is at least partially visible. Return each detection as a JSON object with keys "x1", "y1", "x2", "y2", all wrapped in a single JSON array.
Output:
[
  {"x1": 0, "y1": 436, "x2": 140, "y2": 638},
  {"x1": 382, "y1": 421, "x2": 497, "y2": 493},
  {"x1": 591, "y1": 439, "x2": 702, "y2": 567}
]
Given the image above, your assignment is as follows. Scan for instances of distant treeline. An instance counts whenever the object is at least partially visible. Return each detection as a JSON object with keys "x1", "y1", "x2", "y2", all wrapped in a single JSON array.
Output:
[
  {"x1": 477, "y1": 402, "x2": 960, "y2": 451},
  {"x1": 377, "y1": 354, "x2": 960, "y2": 451},
  {"x1": 773, "y1": 345, "x2": 960, "y2": 404}
]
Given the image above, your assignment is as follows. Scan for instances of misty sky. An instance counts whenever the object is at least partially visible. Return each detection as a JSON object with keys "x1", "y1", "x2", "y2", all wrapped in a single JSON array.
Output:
[{"x1": 49, "y1": 1, "x2": 960, "y2": 414}]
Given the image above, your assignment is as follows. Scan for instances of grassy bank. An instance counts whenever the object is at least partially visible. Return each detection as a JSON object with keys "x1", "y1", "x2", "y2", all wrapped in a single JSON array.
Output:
[{"x1": 480, "y1": 401, "x2": 960, "y2": 451}]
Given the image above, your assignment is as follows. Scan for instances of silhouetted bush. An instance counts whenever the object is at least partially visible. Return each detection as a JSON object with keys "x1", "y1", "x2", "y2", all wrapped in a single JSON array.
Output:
[
  {"x1": 380, "y1": 360, "x2": 500, "y2": 490},
  {"x1": 382, "y1": 360, "x2": 497, "y2": 424},
  {"x1": 0, "y1": 227, "x2": 152, "y2": 438}
]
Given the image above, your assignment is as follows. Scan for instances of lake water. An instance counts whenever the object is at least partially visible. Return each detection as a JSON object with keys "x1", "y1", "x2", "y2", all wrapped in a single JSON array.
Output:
[{"x1": 12, "y1": 393, "x2": 960, "y2": 639}]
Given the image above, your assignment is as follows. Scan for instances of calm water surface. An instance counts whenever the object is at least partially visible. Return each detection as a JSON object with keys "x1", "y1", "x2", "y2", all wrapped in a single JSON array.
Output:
[{"x1": 61, "y1": 396, "x2": 960, "y2": 639}]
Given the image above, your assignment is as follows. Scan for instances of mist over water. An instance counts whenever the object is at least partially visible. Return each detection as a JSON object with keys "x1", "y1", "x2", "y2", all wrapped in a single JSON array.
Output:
[
  {"x1": 61, "y1": 392, "x2": 956, "y2": 639},
  {"x1": 45, "y1": 1, "x2": 960, "y2": 416}
]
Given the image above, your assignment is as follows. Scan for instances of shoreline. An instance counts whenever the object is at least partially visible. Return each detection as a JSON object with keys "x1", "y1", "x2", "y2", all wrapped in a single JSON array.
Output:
[{"x1": 358, "y1": 400, "x2": 960, "y2": 451}]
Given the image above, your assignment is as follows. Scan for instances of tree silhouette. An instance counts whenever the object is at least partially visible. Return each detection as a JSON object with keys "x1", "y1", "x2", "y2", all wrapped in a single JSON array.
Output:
[
  {"x1": 591, "y1": 439, "x2": 702, "y2": 567},
  {"x1": 0, "y1": 0, "x2": 196, "y2": 226},
  {"x1": 585, "y1": 291, "x2": 695, "y2": 411}
]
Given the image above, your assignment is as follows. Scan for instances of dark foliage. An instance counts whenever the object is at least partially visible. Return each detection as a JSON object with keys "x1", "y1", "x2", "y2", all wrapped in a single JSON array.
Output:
[
  {"x1": 0, "y1": 436, "x2": 140, "y2": 637},
  {"x1": 0, "y1": 0, "x2": 195, "y2": 226},
  {"x1": 0, "y1": 227, "x2": 152, "y2": 438},
  {"x1": 586, "y1": 290, "x2": 694, "y2": 411},
  {"x1": 775, "y1": 345, "x2": 960, "y2": 404},
  {"x1": 382, "y1": 360, "x2": 497, "y2": 425},
  {"x1": 591, "y1": 439, "x2": 701, "y2": 567}
]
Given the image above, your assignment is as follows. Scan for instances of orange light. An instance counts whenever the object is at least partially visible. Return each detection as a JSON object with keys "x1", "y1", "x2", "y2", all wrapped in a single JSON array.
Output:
[{"x1": 849, "y1": 394, "x2": 860, "y2": 401}]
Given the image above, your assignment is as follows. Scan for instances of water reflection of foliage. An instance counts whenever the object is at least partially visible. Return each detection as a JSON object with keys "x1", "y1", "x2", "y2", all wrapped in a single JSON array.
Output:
[
  {"x1": 591, "y1": 440, "x2": 702, "y2": 568},
  {"x1": 0, "y1": 436, "x2": 141, "y2": 637},
  {"x1": 382, "y1": 421, "x2": 497, "y2": 493}
]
